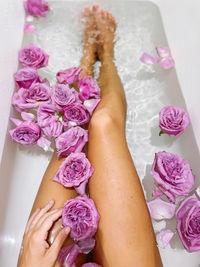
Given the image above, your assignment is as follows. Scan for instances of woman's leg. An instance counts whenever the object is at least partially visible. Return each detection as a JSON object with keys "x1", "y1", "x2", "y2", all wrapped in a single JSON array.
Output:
[
  {"x1": 88, "y1": 6, "x2": 162, "y2": 267},
  {"x1": 17, "y1": 7, "x2": 97, "y2": 267}
]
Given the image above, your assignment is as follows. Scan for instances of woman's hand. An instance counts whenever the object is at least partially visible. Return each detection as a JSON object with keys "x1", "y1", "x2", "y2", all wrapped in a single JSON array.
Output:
[{"x1": 18, "y1": 200, "x2": 70, "y2": 267}]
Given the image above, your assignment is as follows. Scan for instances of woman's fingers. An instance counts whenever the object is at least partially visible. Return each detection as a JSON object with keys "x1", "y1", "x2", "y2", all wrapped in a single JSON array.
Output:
[
  {"x1": 38, "y1": 209, "x2": 63, "y2": 239},
  {"x1": 25, "y1": 208, "x2": 40, "y2": 233},
  {"x1": 48, "y1": 227, "x2": 70, "y2": 259},
  {"x1": 29, "y1": 200, "x2": 55, "y2": 230},
  {"x1": 35, "y1": 208, "x2": 62, "y2": 229}
]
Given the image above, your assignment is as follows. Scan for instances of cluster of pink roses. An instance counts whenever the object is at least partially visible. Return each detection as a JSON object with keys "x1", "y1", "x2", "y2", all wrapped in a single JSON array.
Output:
[
  {"x1": 10, "y1": 42, "x2": 101, "y2": 266},
  {"x1": 147, "y1": 104, "x2": 200, "y2": 252}
]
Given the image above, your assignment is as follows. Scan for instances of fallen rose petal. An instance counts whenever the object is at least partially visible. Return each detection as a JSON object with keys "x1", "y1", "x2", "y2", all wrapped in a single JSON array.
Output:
[
  {"x1": 10, "y1": 117, "x2": 23, "y2": 126},
  {"x1": 196, "y1": 186, "x2": 200, "y2": 198},
  {"x1": 37, "y1": 136, "x2": 51, "y2": 151},
  {"x1": 75, "y1": 179, "x2": 88, "y2": 195},
  {"x1": 24, "y1": 24, "x2": 36, "y2": 34},
  {"x1": 156, "y1": 229, "x2": 174, "y2": 249},
  {"x1": 77, "y1": 238, "x2": 95, "y2": 254},
  {"x1": 21, "y1": 112, "x2": 35, "y2": 121},
  {"x1": 147, "y1": 197, "x2": 176, "y2": 220},
  {"x1": 156, "y1": 46, "x2": 171, "y2": 58},
  {"x1": 160, "y1": 57, "x2": 175, "y2": 69},
  {"x1": 84, "y1": 99, "x2": 101, "y2": 115},
  {"x1": 140, "y1": 53, "x2": 159, "y2": 65},
  {"x1": 26, "y1": 15, "x2": 34, "y2": 22}
]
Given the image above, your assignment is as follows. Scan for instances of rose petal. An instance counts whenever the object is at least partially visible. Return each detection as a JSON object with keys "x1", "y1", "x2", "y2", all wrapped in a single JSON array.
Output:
[
  {"x1": 147, "y1": 197, "x2": 176, "y2": 220},
  {"x1": 10, "y1": 117, "x2": 22, "y2": 126},
  {"x1": 160, "y1": 57, "x2": 175, "y2": 69},
  {"x1": 156, "y1": 229, "x2": 174, "y2": 249},
  {"x1": 156, "y1": 46, "x2": 171, "y2": 58},
  {"x1": 77, "y1": 238, "x2": 95, "y2": 254},
  {"x1": 84, "y1": 99, "x2": 101, "y2": 115},
  {"x1": 21, "y1": 112, "x2": 35, "y2": 121},
  {"x1": 26, "y1": 15, "x2": 34, "y2": 22},
  {"x1": 37, "y1": 136, "x2": 51, "y2": 151},
  {"x1": 140, "y1": 53, "x2": 159, "y2": 65},
  {"x1": 24, "y1": 24, "x2": 36, "y2": 34},
  {"x1": 196, "y1": 186, "x2": 200, "y2": 198},
  {"x1": 75, "y1": 179, "x2": 88, "y2": 195}
]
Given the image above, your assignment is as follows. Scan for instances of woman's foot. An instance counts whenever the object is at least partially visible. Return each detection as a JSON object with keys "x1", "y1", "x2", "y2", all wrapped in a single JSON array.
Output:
[
  {"x1": 80, "y1": 7, "x2": 97, "y2": 76},
  {"x1": 93, "y1": 5, "x2": 117, "y2": 63}
]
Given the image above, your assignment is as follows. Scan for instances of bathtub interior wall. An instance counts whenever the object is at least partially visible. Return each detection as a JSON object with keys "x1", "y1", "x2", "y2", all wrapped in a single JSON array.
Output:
[{"x1": 1, "y1": 1, "x2": 200, "y2": 267}]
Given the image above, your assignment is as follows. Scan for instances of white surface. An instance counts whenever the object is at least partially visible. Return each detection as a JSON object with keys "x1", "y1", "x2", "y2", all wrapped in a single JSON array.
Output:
[{"x1": 1, "y1": 1, "x2": 200, "y2": 267}]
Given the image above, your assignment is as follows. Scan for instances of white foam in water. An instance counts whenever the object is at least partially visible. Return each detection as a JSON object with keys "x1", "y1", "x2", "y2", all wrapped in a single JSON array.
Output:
[{"x1": 1, "y1": 1, "x2": 200, "y2": 266}]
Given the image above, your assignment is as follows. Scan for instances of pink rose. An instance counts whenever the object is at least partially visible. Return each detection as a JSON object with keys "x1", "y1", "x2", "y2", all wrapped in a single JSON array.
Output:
[
  {"x1": 159, "y1": 105, "x2": 190, "y2": 136},
  {"x1": 9, "y1": 118, "x2": 41, "y2": 145},
  {"x1": 24, "y1": 0, "x2": 49, "y2": 17},
  {"x1": 53, "y1": 152, "x2": 94, "y2": 195},
  {"x1": 52, "y1": 83, "x2": 77, "y2": 110},
  {"x1": 56, "y1": 126, "x2": 88, "y2": 158},
  {"x1": 18, "y1": 44, "x2": 49, "y2": 69},
  {"x1": 64, "y1": 103, "x2": 90, "y2": 127},
  {"x1": 78, "y1": 76, "x2": 100, "y2": 101},
  {"x1": 12, "y1": 80, "x2": 51, "y2": 112},
  {"x1": 151, "y1": 151, "x2": 195, "y2": 203},
  {"x1": 14, "y1": 67, "x2": 39, "y2": 89},
  {"x1": 56, "y1": 67, "x2": 82, "y2": 84},
  {"x1": 176, "y1": 195, "x2": 200, "y2": 252},
  {"x1": 37, "y1": 103, "x2": 63, "y2": 138},
  {"x1": 62, "y1": 196, "x2": 100, "y2": 241}
]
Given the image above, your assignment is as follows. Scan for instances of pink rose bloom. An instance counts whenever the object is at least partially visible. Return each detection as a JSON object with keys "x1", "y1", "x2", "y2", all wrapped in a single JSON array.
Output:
[
  {"x1": 176, "y1": 195, "x2": 200, "y2": 252},
  {"x1": 64, "y1": 103, "x2": 90, "y2": 127},
  {"x1": 53, "y1": 152, "x2": 94, "y2": 195},
  {"x1": 56, "y1": 67, "x2": 82, "y2": 84},
  {"x1": 12, "y1": 80, "x2": 51, "y2": 112},
  {"x1": 62, "y1": 196, "x2": 100, "y2": 241},
  {"x1": 14, "y1": 67, "x2": 39, "y2": 89},
  {"x1": 151, "y1": 151, "x2": 195, "y2": 203},
  {"x1": 159, "y1": 105, "x2": 190, "y2": 136},
  {"x1": 78, "y1": 76, "x2": 100, "y2": 101},
  {"x1": 9, "y1": 119, "x2": 41, "y2": 145},
  {"x1": 52, "y1": 84, "x2": 77, "y2": 110},
  {"x1": 24, "y1": 0, "x2": 49, "y2": 17},
  {"x1": 56, "y1": 126, "x2": 88, "y2": 158},
  {"x1": 18, "y1": 44, "x2": 49, "y2": 69},
  {"x1": 37, "y1": 103, "x2": 63, "y2": 138}
]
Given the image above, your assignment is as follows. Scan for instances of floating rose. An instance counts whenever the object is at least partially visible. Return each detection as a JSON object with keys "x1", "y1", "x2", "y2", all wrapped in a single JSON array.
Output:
[
  {"x1": 147, "y1": 197, "x2": 176, "y2": 220},
  {"x1": 14, "y1": 67, "x2": 39, "y2": 89},
  {"x1": 64, "y1": 103, "x2": 90, "y2": 127},
  {"x1": 56, "y1": 126, "x2": 88, "y2": 158},
  {"x1": 18, "y1": 43, "x2": 49, "y2": 69},
  {"x1": 24, "y1": 0, "x2": 49, "y2": 17},
  {"x1": 156, "y1": 229, "x2": 174, "y2": 249},
  {"x1": 56, "y1": 67, "x2": 82, "y2": 84},
  {"x1": 37, "y1": 103, "x2": 63, "y2": 138},
  {"x1": 78, "y1": 76, "x2": 100, "y2": 101},
  {"x1": 176, "y1": 195, "x2": 200, "y2": 252},
  {"x1": 159, "y1": 105, "x2": 190, "y2": 136},
  {"x1": 52, "y1": 83, "x2": 77, "y2": 110},
  {"x1": 62, "y1": 196, "x2": 100, "y2": 242},
  {"x1": 12, "y1": 80, "x2": 51, "y2": 112},
  {"x1": 9, "y1": 118, "x2": 41, "y2": 145},
  {"x1": 151, "y1": 151, "x2": 195, "y2": 203},
  {"x1": 53, "y1": 152, "x2": 94, "y2": 195}
]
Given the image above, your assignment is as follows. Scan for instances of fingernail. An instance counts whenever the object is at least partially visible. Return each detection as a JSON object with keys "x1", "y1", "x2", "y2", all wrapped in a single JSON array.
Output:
[
  {"x1": 49, "y1": 200, "x2": 54, "y2": 205},
  {"x1": 65, "y1": 227, "x2": 70, "y2": 234}
]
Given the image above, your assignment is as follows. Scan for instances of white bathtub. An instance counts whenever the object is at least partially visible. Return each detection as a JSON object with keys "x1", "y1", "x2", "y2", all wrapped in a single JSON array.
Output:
[{"x1": 1, "y1": 0, "x2": 200, "y2": 266}]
